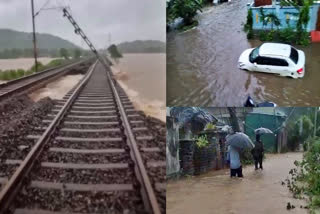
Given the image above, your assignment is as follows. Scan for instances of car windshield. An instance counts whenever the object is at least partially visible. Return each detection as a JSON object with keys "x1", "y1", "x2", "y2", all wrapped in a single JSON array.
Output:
[
  {"x1": 290, "y1": 47, "x2": 299, "y2": 64},
  {"x1": 249, "y1": 47, "x2": 260, "y2": 63}
]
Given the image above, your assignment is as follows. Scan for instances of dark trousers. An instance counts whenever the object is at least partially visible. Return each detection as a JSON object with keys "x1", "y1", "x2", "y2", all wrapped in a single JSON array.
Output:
[
  {"x1": 254, "y1": 156, "x2": 263, "y2": 169},
  {"x1": 230, "y1": 166, "x2": 243, "y2": 177}
]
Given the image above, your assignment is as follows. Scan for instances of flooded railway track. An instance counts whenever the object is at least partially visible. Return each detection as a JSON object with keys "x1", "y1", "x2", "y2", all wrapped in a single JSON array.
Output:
[
  {"x1": 0, "y1": 60, "x2": 165, "y2": 214},
  {"x1": 0, "y1": 58, "x2": 94, "y2": 101}
]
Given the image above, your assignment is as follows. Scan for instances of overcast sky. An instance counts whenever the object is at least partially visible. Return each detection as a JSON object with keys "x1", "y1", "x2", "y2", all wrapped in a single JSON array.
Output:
[{"x1": 0, "y1": 0, "x2": 166, "y2": 49}]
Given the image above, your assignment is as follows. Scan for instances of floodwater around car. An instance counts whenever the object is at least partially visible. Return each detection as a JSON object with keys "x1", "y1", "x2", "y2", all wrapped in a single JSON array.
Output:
[{"x1": 167, "y1": 0, "x2": 320, "y2": 107}]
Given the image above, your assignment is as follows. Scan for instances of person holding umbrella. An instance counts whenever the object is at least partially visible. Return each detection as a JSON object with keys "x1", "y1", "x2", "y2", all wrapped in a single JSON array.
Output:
[
  {"x1": 227, "y1": 145, "x2": 243, "y2": 177},
  {"x1": 226, "y1": 132, "x2": 255, "y2": 178},
  {"x1": 251, "y1": 134, "x2": 264, "y2": 170},
  {"x1": 252, "y1": 128, "x2": 273, "y2": 170}
]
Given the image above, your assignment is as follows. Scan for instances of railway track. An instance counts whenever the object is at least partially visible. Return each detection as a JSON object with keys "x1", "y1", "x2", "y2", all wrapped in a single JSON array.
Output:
[
  {"x1": 0, "y1": 58, "x2": 94, "y2": 101},
  {"x1": 0, "y1": 60, "x2": 165, "y2": 214}
]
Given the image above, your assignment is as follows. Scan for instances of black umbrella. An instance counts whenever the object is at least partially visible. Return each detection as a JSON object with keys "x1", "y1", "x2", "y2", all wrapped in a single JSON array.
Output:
[{"x1": 226, "y1": 132, "x2": 255, "y2": 149}]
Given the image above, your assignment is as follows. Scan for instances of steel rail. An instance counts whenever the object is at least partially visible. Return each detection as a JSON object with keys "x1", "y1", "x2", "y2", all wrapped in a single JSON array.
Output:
[
  {"x1": 0, "y1": 60, "x2": 98, "y2": 214},
  {"x1": 102, "y1": 58, "x2": 161, "y2": 214},
  {"x1": 0, "y1": 57, "x2": 93, "y2": 101}
]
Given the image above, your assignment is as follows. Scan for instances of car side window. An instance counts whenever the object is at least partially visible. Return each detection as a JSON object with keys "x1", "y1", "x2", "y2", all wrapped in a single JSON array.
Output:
[
  {"x1": 254, "y1": 57, "x2": 261, "y2": 64},
  {"x1": 269, "y1": 58, "x2": 289, "y2": 66},
  {"x1": 255, "y1": 57, "x2": 270, "y2": 65}
]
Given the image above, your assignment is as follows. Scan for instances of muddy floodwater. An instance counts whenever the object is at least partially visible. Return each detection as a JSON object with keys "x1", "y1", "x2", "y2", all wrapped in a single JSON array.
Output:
[
  {"x1": 111, "y1": 53, "x2": 166, "y2": 121},
  {"x1": 29, "y1": 74, "x2": 83, "y2": 101},
  {"x1": 0, "y1": 57, "x2": 60, "y2": 70},
  {"x1": 167, "y1": 0, "x2": 320, "y2": 106},
  {"x1": 167, "y1": 153, "x2": 307, "y2": 214}
]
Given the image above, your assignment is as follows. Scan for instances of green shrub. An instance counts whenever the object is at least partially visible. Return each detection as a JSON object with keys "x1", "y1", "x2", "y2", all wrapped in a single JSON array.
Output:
[
  {"x1": 288, "y1": 138, "x2": 320, "y2": 212},
  {"x1": 167, "y1": 0, "x2": 203, "y2": 26},
  {"x1": 45, "y1": 59, "x2": 64, "y2": 68},
  {"x1": 266, "y1": 30, "x2": 275, "y2": 41},
  {"x1": 205, "y1": 123, "x2": 216, "y2": 130},
  {"x1": 1, "y1": 71, "x2": 10, "y2": 80},
  {"x1": 245, "y1": 9, "x2": 254, "y2": 39},
  {"x1": 278, "y1": 27, "x2": 296, "y2": 43},
  {"x1": 30, "y1": 62, "x2": 44, "y2": 73},
  {"x1": 16, "y1": 69, "x2": 25, "y2": 78},
  {"x1": 296, "y1": 30, "x2": 310, "y2": 46},
  {"x1": 247, "y1": 30, "x2": 254, "y2": 39},
  {"x1": 259, "y1": 31, "x2": 267, "y2": 41},
  {"x1": 25, "y1": 70, "x2": 34, "y2": 76},
  {"x1": 196, "y1": 135, "x2": 209, "y2": 148},
  {"x1": 8, "y1": 70, "x2": 18, "y2": 80}
]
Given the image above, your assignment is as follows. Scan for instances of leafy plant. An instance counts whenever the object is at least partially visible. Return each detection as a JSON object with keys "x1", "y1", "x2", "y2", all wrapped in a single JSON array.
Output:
[
  {"x1": 17, "y1": 69, "x2": 25, "y2": 78},
  {"x1": 259, "y1": 7, "x2": 268, "y2": 30},
  {"x1": 245, "y1": 9, "x2": 254, "y2": 39},
  {"x1": 278, "y1": 27, "x2": 296, "y2": 43},
  {"x1": 280, "y1": 0, "x2": 311, "y2": 45},
  {"x1": 287, "y1": 115, "x2": 314, "y2": 151},
  {"x1": 167, "y1": 0, "x2": 203, "y2": 26},
  {"x1": 265, "y1": 12, "x2": 281, "y2": 30},
  {"x1": 196, "y1": 135, "x2": 209, "y2": 148},
  {"x1": 205, "y1": 123, "x2": 216, "y2": 130},
  {"x1": 30, "y1": 62, "x2": 44, "y2": 73},
  {"x1": 287, "y1": 137, "x2": 320, "y2": 212}
]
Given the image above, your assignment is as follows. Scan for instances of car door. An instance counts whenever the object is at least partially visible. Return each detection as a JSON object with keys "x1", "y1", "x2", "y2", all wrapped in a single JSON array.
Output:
[
  {"x1": 266, "y1": 58, "x2": 290, "y2": 75},
  {"x1": 253, "y1": 57, "x2": 273, "y2": 73}
]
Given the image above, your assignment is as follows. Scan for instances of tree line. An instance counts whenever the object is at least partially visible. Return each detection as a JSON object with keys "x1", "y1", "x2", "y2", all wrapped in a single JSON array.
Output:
[{"x1": 0, "y1": 48, "x2": 92, "y2": 59}]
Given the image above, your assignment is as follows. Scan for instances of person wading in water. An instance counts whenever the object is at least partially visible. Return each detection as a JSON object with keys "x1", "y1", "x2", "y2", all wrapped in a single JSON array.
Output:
[
  {"x1": 251, "y1": 134, "x2": 264, "y2": 170},
  {"x1": 227, "y1": 145, "x2": 243, "y2": 177}
]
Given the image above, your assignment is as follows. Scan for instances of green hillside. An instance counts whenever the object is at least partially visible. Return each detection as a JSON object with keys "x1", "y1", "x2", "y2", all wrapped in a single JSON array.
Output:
[
  {"x1": 0, "y1": 29, "x2": 80, "y2": 51},
  {"x1": 117, "y1": 40, "x2": 166, "y2": 53}
]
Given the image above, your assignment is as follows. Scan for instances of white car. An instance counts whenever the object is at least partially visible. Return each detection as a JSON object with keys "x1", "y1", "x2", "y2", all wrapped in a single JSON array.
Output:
[{"x1": 238, "y1": 43, "x2": 305, "y2": 78}]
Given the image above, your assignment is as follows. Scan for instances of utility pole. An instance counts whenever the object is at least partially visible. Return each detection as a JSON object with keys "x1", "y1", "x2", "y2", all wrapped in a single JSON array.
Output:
[
  {"x1": 314, "y1": 107, "x2": 318, "y2": 137},
  {"x1": 31, "y1": 0, "x2": 38, "y2": 72}
]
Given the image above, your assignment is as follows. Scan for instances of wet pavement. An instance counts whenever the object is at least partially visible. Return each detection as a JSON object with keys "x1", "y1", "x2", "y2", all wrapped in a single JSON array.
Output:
[
  {"x1": 167, "y1": 153, "x2": 307, "y2": 214},
  {"x1": 167, "y1": 0, "x2": 320, "y2": 107}
]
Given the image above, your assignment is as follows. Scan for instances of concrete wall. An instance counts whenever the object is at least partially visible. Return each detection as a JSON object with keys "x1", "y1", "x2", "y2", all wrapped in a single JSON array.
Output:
[
  {"x1": 166, "y1": 116, "x2": 180, "y2": 177},
  {"x1": 248, "y1": 2, "x2": 320, "y2": 32}
]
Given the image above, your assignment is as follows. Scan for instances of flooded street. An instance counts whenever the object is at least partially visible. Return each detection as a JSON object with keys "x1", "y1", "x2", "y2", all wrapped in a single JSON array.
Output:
[
  {"x1": 111, "y1": 53, "x2": 166, "y2": 121},
  {"x1": 167, "y1": 0, "x2": 320, "y2": 106},
  {"x1": 167, "y1": 153, "x2": 307, "y2": 214}
]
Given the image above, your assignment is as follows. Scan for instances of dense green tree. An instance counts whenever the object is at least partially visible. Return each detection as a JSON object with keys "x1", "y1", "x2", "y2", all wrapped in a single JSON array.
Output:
[
  {"x1": 108, "y1": 44, "x2": 123, "y2": 59},
  {"x1": 167, "y1": 0, "x2": 203, "y2": 26},
  {"x1": 59, "y1": 48, "x2": 69, "y2": 59},
  {"x1": 73, "y1": 49, "x2": 81, "y2": 59}
]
